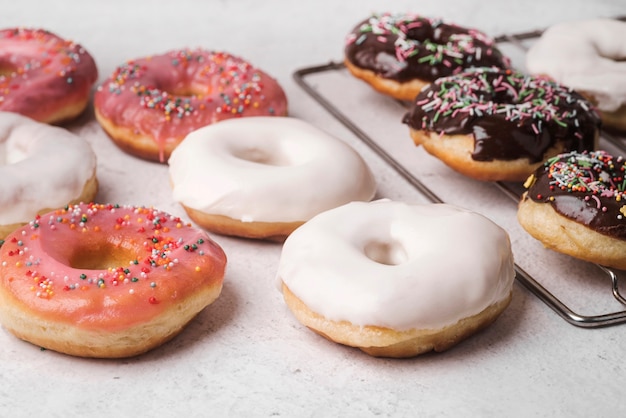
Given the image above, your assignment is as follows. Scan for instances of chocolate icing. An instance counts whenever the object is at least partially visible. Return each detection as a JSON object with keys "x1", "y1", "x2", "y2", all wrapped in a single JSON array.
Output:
[
  {"x1": 344, "y1": 13, "x2": 509, "y2": 83},
  {"x1": 526, "y1": 150, "x2": 626, "y2": 239},
  {"x1": 403, "y1": 68, "x2": 600, "y2": 162}
]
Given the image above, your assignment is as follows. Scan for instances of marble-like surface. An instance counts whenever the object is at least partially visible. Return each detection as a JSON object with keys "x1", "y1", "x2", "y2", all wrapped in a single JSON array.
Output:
[{"x1": 1, "y1": 1, "x2": 625, "y2": 416}]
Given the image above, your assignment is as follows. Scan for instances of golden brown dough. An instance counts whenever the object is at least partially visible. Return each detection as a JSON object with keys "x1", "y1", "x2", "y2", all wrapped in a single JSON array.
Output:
[
  {"x1": 518, "y1": 195, "x2": 626, "y2": 269},
  {"x1": 343, "y1": 59, "x2": 430, "y2": 101},
  {"x1": 277, "y1": 201, "x2": 516, "y2": 358},
  {"x1": 283, "y1": 283, "x2": 512, "y2": 358},
  {"x1": 181, "y1": 204, "x2": 302, "y2": 242},
  {"x1": 408, "y1": 128, "x2": 568, "y2": 182}
]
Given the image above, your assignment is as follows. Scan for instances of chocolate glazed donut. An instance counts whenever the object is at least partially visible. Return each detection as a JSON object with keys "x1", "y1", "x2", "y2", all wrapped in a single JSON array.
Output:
[
  {"x1": 518, "y1": 150, "x2": 626, "y2": 269},
  {"x1": 524, "y1": 150, "x2": 626, "y2": 239},
  {"x1": 344, "y1": 13, "x2": 509, "y2": 92},
  {"x1": 402, "y1": 67, "x2": 601, "y2": 181}
]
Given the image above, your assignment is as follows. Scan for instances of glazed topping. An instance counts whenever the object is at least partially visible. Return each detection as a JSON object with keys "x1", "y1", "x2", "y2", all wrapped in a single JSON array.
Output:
[
  {"x1": 95, "y1": 48, "x2": 288, "y2": 161},
  {"x1": 169, "y1": 117, "x2": 376, "y2": 223},
  {"x1": 403, "y1": 67, "x2": 600, "y2": 162},
  {"x1": 103, "y1": 50, "x2": 278, "y2": 120},
  {"x1": 0, "y1": 28, "x2": 98, "y2": 119},
  {"x1": 525, "y1": 150, "x2": 626, "y2": 239},
  {"x1": 345, "y1": 13, "x2": 509, "y2": 82},
  {"x1": 0, "y1": 111, "x2": 96, "y2": 226},
  {"x1": 0, "y1": 203, "x2": 226, "y2": 330}
]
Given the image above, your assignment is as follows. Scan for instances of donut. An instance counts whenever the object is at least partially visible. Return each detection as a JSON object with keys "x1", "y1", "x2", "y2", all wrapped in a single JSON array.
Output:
[
  {"x1": 403, "y1": 67, "x2": 601, "y2": 182},
  {"x1": 0, "y1": 111, "x2": 98, "y2": 239},
  {"x1": 169, "y1": 117, "x2": 377, "y2": 241},
  {"x1": 526, "y1": 18, "x2": 626, "y2": 131},
  {"x1": 94, "y1": 49, "x2": 288, "y2": 162},
  {"x1": 0, "y1": 203, "x2": 227, "y2": 358},
  {"x1": 277, "y1": 200, "x2": 515, "y2": 358},
  {"x1": 518, "y1": 150, "x2": 626, "y2": 269},
  {"x1": 344, "y1": 12, "x2": 510, "y2": 101},
  {"x1": 0, "y1": 28, "x2": 98, "y2": 124}
]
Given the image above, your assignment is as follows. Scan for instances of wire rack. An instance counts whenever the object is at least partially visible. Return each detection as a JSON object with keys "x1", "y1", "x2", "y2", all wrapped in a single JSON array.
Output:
[{"x1": 293, "y1": 22, "x2": 626, "y2": 328}]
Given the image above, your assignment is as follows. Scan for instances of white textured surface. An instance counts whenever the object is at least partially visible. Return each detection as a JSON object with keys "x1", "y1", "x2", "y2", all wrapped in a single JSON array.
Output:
[{"x1": 1, "y1": 1, "x2": 626, "y2": 417}]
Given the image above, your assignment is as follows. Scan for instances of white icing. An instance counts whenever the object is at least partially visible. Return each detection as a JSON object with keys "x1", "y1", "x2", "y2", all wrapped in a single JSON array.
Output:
[
  {"x1": 277, "y1": 200, "x2": 515, "y2": 330},
  {"x1": 0, "y1": 112, "x2": 97, "y2": 224},
  {"x1": 169, "y1": 117, "x2": 377, "y2": 223},
  {"x1": 526, "y1": 18, "x2": 626, "y2": 112}
]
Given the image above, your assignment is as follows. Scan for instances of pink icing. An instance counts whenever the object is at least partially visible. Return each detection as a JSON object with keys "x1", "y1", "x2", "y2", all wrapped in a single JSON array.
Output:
[
  {"x1": 0, "y1": 203, "x2": 227, "y2": 332},
  {"x1": 0, "y1": 28, "x2": 98, "y2": 122},
  {"x1": 94, "y1": 49, "x2": 288, "y2": 161}
]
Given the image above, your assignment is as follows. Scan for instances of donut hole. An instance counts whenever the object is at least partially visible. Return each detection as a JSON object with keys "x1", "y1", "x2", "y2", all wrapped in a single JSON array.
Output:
[
  {"x1": 363, "y1": 240, "x2": 409, "y2": 266},
  {"x1": 230, "y1": 145, "x2": 292, "y2": 166},
  {"x1": 0, "y1": 139, "x2": 30, "y2": 165},
  {"x1": 170, "y1": 85, "x2": 206, "y2": 98},
  {"x1": 165, "y1": 79, "x2": 215, "y2": 98},
  {"x1": 67, "y1": 241, "x2": 141, "y2": 270}
]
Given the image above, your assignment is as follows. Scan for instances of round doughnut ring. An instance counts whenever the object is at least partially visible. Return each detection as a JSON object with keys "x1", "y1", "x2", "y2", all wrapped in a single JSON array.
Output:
[
  {"x1": 0, "y1": 203, "x2": 227, "y2": 358},
  {"x1": 169, "y1": 117, "x2": 377, "y2": 241},
  {"x1": 277, "y1": 200, "x2": 515, "y2": 358},
  {"x1": 403, "y1": 67, "x2": 600, "y2": 181},
  {"x1": 0, "y1": 28, "x2": 98, "y2": 124},
  {"x1": 518, "y1": 150, "x2": 626, "y2": 269}
]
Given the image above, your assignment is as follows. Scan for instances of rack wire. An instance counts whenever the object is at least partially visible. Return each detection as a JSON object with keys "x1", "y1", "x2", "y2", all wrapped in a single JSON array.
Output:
[{"x1": 293, "y1": 23, "x2": 626, "y2": 328}]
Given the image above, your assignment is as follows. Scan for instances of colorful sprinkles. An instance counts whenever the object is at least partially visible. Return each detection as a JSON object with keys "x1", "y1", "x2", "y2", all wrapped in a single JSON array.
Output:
[
  {"x1": 348, "y1": 13, "x2": 496, "y2": 64},
  {"x1": 101, "y1": 49, "x2": 274, "y2": 121},
  {"x1": 0, "y1": 203, "x2": 213, "y2": 303},
  {"x1": 529, "y1": 150, "x2": 626, "y2": 203},
  {"x1": 526, "y1": 150, "x2": 626, "y2": 233},
  {"x1": 0, "y1": 28, "x2": 95, "y2": 107},
  {"x1": 410, "y1": 67, "x2": 595, "y2": 135},
  {"x1": 345, "y1": 12, "x2": 509, "y2": 78}
]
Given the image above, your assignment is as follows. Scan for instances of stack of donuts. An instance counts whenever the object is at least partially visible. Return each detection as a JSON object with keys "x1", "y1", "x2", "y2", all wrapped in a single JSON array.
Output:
[{"x1": 0, "y1": 12, "x2": 623, "y2": 361}]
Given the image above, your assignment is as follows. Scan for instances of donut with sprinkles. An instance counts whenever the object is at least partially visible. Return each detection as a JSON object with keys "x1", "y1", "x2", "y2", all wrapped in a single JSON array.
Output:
[
  {"x1": 94, "y1": 49, "x2": 288, "y2": 162},
  {"x1": 0, "y1": 203, "x2": 227, "y2": 358},
  {"x1": 518, "y1": 150, "x2": 626, "y2": 269},
  {"x1": 403, "y1": 67, "x2": 601, "y2": 181},
  {"x1": 0, "y1": 28, "x2": 98, "y2": 124},
  {"x1": 344, "y1": 12, "x2": 510, "y2": 100}
]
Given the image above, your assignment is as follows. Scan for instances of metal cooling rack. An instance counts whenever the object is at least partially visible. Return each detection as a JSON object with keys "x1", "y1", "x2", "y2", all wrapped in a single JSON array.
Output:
[{"x1": 292, "y1": 23, "x2": 626, "y2": 328}]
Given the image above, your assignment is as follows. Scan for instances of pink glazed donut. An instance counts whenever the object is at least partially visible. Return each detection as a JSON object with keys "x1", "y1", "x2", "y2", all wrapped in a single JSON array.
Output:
[
  {"x1": 0, "y1": 203, "x2": 227, "y2": 358},
  {"x1": 94, "y1": 49, "x2": 289, "y2": 162},
  {"x1": 0, "y1": 28, "x2": 98, "y2": 124}
]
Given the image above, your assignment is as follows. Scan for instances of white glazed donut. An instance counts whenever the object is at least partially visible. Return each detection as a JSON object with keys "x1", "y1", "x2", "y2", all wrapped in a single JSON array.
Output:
[
  {"x1": 169, "y1": 117, "x2": 377, "y2": 240},
  {"x1": 277, "y1": 200, "x2": 515, "y2": 358},
  {"x1": 526, "y1": 18, "x2": 626, "y2": 130},
  {"x1": 0, "y1": 111, "x2": 98, "y2": 238}
]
